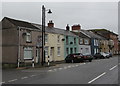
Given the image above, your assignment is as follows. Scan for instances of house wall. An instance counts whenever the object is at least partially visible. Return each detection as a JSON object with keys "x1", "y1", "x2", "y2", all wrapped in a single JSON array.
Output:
[
  {"x1": 78, "y1": 37, "x2": 91, "y2": 54},
  {"x1": 45, "y1": 32, "x2": 64, "y2": 62},
  {"x1": 79, "y1": 45, "x2": 91, "y2": 54},
  {"x1": 2, "y1": 28, "x2": 18, "y2": 63},
  {"x1": 64, "y1": 35, "x2": 79, "y2": 57},
  {"x1": 118, "y1": 41, "x2": 120, "y2": 54},
  {"x1": 19, "y1": 29, "x2": 42, "y2": 64},
  {"x1": 2, "y1": 18, "x2": 43, "y2": 64},
  {"x1": 110, "y1": 34, "x2": 119, "y2": 54},
  {"x1": 100, "y1": 40, "x2": 109, "y2": 52},
  {"x1": 105, "y1": 33, "x2": 118, "y2": 54},
  {"x1": 91, "y1": 38, "x2": 99, "y2": 55}
]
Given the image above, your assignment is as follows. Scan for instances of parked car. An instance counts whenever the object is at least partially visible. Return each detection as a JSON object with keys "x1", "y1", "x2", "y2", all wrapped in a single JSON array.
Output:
[
  {"x1": 82, "y1": 53, "x2": 93, "y2": 62},
  {"x1": 94, "y1": 53, "x2": 104, "y2": 59},
  {"x1": 100, "y1": 52, "x2": 109, "y2": 58},
  {"x1": 105, "y1": 52, "x2": 112, "y2": 57},
  {"x1": 65, "y1": 53, "x2": 83, "y2": 63},
  {"x1": 94, "y1": 52, "x2": 110, "y2": 59},
  {"x1": 65, "y1": 53, "x2": 93, "y2": 63}
]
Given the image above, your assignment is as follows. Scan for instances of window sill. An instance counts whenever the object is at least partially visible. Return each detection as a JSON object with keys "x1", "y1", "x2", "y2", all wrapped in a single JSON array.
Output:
[
  {"x1": 24, "y1": 58, "x2": 32, "y2": 60},
  {"x1": 26, "y1": 41, "x2": 32, "y2": 43},
  {"x1": 57, "y1": 55, "x2": 61, "y2": 57}
]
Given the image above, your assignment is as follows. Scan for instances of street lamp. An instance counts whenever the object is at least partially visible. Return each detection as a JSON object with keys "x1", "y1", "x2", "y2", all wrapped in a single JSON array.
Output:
[{"x1": 41, "y1": 5, "x2": 52, "y2": 66}]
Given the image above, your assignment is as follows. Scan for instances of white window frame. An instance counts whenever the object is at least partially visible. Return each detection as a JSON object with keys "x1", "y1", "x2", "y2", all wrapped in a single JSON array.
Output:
[
  {"x1": 57, "y1": 47, "x2": 60, "y2": 56},
  {"x1": 57, "y1": 35, "x2": 60, "y2": 43},
  {"x1": 94, "y1": 39, "x2": 96, "y2": 46},
  {"x1": 26, "y1": 32, "x2": 32, "y2": 42},
  {"x1": 24, "y1": 47, "x2": 33, "y2": 60},
  {"x1": 79, "y1": 38, "x2": 83, "y2": 44},
  {"x1": 94, "y1": 48, "x2": 96, "y2": 54},
  {"x1": 84, "y1": 39, "x2": 89, "y2": 44},
  {"x1": 97, "y1": 48, "x2": 99, "y2": 53},
  {"x1": 45, "y1": 46, "x2": 49, "y2": 57},
  {"x1": 45, "y1": 34, "x2": 48, "y2": 43},
  {"x1": 96, "y1": 40, "x2": 98, "y2": 46}
]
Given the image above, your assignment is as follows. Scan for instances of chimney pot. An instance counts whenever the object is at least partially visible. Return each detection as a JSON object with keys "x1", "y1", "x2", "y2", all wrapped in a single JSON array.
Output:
[
  {"x1": 66, "y1": 24, "x2": 70, "y2": 31},
  {"x1": 72, "y1": 24, "x2": 81, "y2": 32},
  {"x1": 48, "y1": 20, "x2": 54, "y2": 28}
]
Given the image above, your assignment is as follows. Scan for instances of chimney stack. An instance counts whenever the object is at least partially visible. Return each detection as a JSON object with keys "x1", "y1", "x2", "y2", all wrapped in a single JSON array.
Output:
[
  {"x1": 48, "y1": 20, "x2": 54, "y2": 28},
  {"x1": 72, "y1": 24, "x2": 81, "y2": 32},
  {"x1": 66, "y1": 24, "x2": 70, "y2": 31}
]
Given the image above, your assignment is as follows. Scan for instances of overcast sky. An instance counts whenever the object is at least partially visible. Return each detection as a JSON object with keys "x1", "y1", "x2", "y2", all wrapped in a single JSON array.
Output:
[{"x1": 1, "y1": 2, "x2": 118, "y2": 34}]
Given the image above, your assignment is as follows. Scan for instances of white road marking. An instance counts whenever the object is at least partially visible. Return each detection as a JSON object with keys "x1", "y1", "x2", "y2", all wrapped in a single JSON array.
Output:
[
  {"x1": 48, "y1": 70, "x2": 53, "y2": 72},
  {"x1": 53, "y1": 69, "x2": 57, "y2": 71},
  {"x1": 21, "y1": 76, "x2": 28, "y2": 79},
  {"x1": 30, "y1": 75, "x2": 36, "y2": 77},
  {"x1": 75, "y1": 65, "x2": 79, "y2": 67},
  {"x1": 68, "y1": 66, "x2": 71, "y2": 68},
  {"x1": 72, "y1": 65, "x2": 75, "y2": 67},
  {"x1": 8, "y1": 79, "x2": 18, "y2": 82},
  {"x1": 59, "y1": 68, "x2": 63, "y2": 70},
  {"x1": 88, "y1": 72, "x2": 106, "y2": 84},
  {"x1": 109, "y1": 65, "x2": 117, "y2": 70},
  {"x1": 64, "y1": 67, "x2": 67, "y2": 69}
]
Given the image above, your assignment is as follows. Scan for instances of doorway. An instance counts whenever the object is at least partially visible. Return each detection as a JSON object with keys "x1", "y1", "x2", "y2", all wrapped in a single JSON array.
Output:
[
  {"x1": 50, "y1": 47, "x2": 54, "y2": 61},
  {"x1": 36, "y1": 48, "x2": 40, "y2": 63},
  {"x1": 70, "y1": 48, "x2": 73, "y2": 54}
]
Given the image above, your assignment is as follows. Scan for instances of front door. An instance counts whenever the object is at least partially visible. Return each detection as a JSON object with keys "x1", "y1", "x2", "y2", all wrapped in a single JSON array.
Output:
[
  {"x1": 36, "y1": 48, "x2": 40, "y2": 63},
  {"x1": 50, "y1": 47, "x2": 54, "y2": 61},
  {"x1": 70, "y1": 48, "x2": 73, "y2": 54}
]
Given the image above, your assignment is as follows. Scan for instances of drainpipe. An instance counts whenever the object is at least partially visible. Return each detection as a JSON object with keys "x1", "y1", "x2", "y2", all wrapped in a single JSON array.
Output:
[{"x1": 18, "y1": 26, "x2": 20, "y2": 68}]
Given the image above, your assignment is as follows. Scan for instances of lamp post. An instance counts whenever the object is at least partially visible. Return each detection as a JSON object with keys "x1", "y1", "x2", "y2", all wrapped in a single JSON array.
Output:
[{"x1": 41, "y1": 5, "x2": 52, "y2": 66}]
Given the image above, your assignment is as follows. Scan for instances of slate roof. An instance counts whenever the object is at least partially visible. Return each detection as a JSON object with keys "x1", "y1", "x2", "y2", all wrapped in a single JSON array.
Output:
[
  {"x1": 88, "y1": 29, "x2": 118, "y2": 36},
  {"x1": 33, "y1": 23, "x2": 77, "y2": 37},
  {"x1": 81, "y1": 29, "x2": 106, "y2": 40},
  {"x1": 73, "y1": 31, "x2": 90, "y2": 38},
  {"x1": 3, "y1": 17, "x2": 39, "y2": 30}
]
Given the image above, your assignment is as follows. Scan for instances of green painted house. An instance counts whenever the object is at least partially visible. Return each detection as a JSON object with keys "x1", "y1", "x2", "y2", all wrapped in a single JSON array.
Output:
[{"x1": 64, "y1": 25, "x2": 79, "y2": 58}]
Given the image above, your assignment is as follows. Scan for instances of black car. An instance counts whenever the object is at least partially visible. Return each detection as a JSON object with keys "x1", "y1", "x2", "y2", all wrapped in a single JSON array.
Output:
[
  {"x1": 65, "y1": 53, "x2": 84, "y2": 63},
  {"x1": 65, "y1": 53, "x2": 93, "y2": 63},
  {"x1": 82, "y1": 53, "x2": 93, "y2": 62}
]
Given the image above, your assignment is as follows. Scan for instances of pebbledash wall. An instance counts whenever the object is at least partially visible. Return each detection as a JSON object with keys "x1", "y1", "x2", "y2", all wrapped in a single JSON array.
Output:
[{"x1": 2, "y1": 17, "x2": 42, "y2": 67}]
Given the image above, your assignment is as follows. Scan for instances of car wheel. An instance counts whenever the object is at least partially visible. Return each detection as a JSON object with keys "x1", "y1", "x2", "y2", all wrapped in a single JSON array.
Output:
[{"x1": 89, "y1": 59, "x2": 92, "y2": 62}]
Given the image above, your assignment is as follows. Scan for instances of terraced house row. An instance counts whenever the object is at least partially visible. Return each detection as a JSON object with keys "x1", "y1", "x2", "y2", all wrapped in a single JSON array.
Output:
[{"x1": 1, "y1": 17, "x2": 119, "y2": 67}]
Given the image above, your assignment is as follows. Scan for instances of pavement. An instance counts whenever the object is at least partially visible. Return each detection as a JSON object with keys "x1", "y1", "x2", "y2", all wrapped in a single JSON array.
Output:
[{"x1": 1, "y1": 55, "x2": 119, "y2": 85}]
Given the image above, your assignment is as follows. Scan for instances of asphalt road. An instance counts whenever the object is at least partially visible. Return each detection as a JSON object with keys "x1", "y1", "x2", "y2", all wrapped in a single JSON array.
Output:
[{"x1": 1, "y1": 55, "x2": 119, "y2": 85}]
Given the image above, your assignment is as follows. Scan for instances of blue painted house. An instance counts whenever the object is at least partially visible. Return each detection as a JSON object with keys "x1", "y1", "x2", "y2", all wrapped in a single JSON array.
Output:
[{"x1": 80, "y1": 30, "x2": 102, "y2": 55}]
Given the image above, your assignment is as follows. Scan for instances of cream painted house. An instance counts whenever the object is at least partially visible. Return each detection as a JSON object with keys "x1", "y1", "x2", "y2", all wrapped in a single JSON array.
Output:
[
  {"x1": 33, "y1": 21, "x2": 65, "y2": 62},
  {"x1": 45, "y1": 32, "x2": 64, "y2": 62},
  {"x1": 100, "y1": 40, "x2": 109, "y2": 53}
]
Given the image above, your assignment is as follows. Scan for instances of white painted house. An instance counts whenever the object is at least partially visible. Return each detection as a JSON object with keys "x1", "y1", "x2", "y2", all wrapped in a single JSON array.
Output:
[{"x1": 71, "y1": 25, "x2": 91, "y2": 54}]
